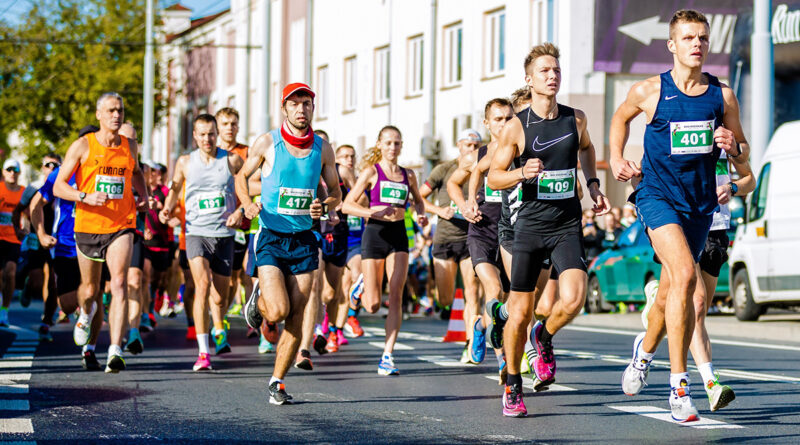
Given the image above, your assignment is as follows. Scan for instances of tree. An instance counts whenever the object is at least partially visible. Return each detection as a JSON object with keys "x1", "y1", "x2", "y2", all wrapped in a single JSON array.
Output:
[{"x1": 0, "y1": 0, "x2": 165, "y2": 167}]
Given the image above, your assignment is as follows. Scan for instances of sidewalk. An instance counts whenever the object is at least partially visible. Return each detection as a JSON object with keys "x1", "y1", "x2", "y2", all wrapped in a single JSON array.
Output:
[{"x1": 572, "y1": 311, "x2": 800, "y2": 346}]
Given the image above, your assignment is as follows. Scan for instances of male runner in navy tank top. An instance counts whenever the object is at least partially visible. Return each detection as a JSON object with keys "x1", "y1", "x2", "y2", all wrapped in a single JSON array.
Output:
[
  {"x1": 236, "y1": 83, "x2": 341, "y2": 405},
  {"x1": 488, "y1": 42, "x2": 610, "y2": 418},
  {"x1": 610, "y1": 10, "x2": 751, "y2": 422}
]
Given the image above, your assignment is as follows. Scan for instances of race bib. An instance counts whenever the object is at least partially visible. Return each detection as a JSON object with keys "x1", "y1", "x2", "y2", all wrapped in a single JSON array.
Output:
[
  {"x1": 0, "y1": 212, "x2": 10, "y2": 226},
  {"x1": 711, "y1": 155, "x2": 731, "y2": 231},
  {"x1": 234, "y1": 230, "x2": 247, "y2": 245},
  {"x1": 197, "y1": 192, "x2": 225, "y2": 215},
  {"x1": 537, "y1": 168, "x2": 576, "y2": 200},
  {"x1": 484, "y1": 177, "x2": 502, "y2": 203},
  {"x1": 380, "y1": 181, "x2": 408, "y2": 205},
  {"x1": 277, "y1": 187, "x2": 313, "y2": 215},
  {"x1": 449, "y1": 200, "x2": 464, "y2": 219},
  {"x1": 95, "y1": 175, "x2": 125, "y2": 200},
  {"x1": 670, "y1": 120, "x2": 714, "y2": 155},
  {"x1": 347, "y1": 215, "x2": 363, "y2": 231}
]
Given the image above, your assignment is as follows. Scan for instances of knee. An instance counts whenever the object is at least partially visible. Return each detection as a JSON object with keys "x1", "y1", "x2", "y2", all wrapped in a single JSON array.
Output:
[
  {"x1": 561, "y1": 292, "x2": 585, "y2": 317},
  {"x1": 81, "y1": 282, "x2": 97, "y2": 298},
  {"x1": 693, "y1": 295, "x2": 707, "y2": 322},
  {"x1": 363, "y1": 300, "x2": 380, "y2": 314},
  {"x1": 110, "y1": 274, "x2": 127, "y2": 292},
  {"x1": 673, "y1": 266, "x2": 697, "y2": 291}
]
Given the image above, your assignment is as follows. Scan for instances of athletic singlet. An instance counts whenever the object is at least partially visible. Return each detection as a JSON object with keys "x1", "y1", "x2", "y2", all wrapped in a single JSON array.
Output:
[
  {"x1": 637, "y1": 71, "x2": 724, "y2": 216},
  {"x1": 74, "y1": 132, "x2": 136, "y2": 234},
  {"x1": 260, "y1": 129, "x2": 322, "y2": 233},
  {"x1": 516, "y1": 104, "x2": 582, "y2": 235},
  {"x1": 710, "y1": 151, "x2": 731, "y2": 231},
  {"x1": 500, "y1": 157, "x2": 522, "y2": 228},
  {"x1": 470, "y1": 145, "x2": 501, "y2": 237},
  {"x1": 177, "y1": 189, "x2": 186, "y2": 250},
  {"x1": 0, "y1": 181, "x2": 23, "y2": 245},
  {"x1": 331, "y1": 164, "x2": 349, "y2": 238},
  {"x1": 38, "y1": 167, "x2": 76, "y2": 258},
  {"x1": 144, "y1": 184, "x2": 173, "y2": 249},
  {"x1": 369, "y1": 163, "x2": 409, "y2": 208},
  {"x1": 184, "y1": 148, "x2": 236, "y2": 238}
]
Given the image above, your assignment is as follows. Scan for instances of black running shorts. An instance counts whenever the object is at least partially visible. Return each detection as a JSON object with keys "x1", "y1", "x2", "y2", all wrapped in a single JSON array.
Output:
[
  {"x1": 510, "y1": 231, "x2": 587, "y2": 292},
  {"x1": 361, "y1": 220, "x2": 408, "y2": 260},
  {"x1": 699, "y1": 230, "x2": 729, "y2": 278}
]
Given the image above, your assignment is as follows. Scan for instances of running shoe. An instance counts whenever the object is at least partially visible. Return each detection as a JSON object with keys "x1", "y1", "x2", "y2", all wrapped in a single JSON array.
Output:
[
  {"x1": 193, "y1": 353, "x2": 212, "y2": 371},
  {"x1": 349, "y1": 274, "x2": 364, "y2": 308},
  {"x1": 313, "y1": 333, "x2": 328, "y2": 355},
  {"x1": 378, "y1": 354, "x2": 399, "y2": 376},
  {"x1": 642, "y1": 280, "x2": 659, "y2": 329},
  {"x1": 147, "y1": 312, "x2": 158, "y2": 329},
  {"x1": 246, "y1": 326, "x2": 259, "y2": 339},
  {"x1": 521, "y1": 350, "x2": 532, "y2": 376},
  {"x1": 73, "y1": 303, "x2": 96, "y2": 346},
  {"x1": 140, "y1": 313, "x2": 153, "y2": 333},
  {"x1": 294, "y1": 349, "x2": 313, "y2": 370},
  {"x1": 469, "y1": 317, "x2": 487, "y2": 364},
  {"x1": 325, "y1": 331, "x2": 339, "y2": 353},
  {"x1": 228, "y1": 303, "x2": 243, "y2": 316},
  {"x1": 460, "y1": 343, "x2": 470, "y2": 364},
  {"x1": 344, "y1": 316, "x2": 364, "y2": 337},
  {"x1": 20, "y1": 289, "x2": 31, "y2": 308},
  {"x1": 105, "y1": 354, "x2": 126, "y2": 374},
  {"x1": 213, "y1": 328, "x2": 232, "y2": 355},
  {"x1": 622, "y1": 332, "x2": 651, "y2": 396},
  {"x1": 502, "y1": 384, "x2": 527, "y2": 418},
  {"x1": 337, "y1": 330, "x2": 349, "y2": 346},
  {"x1": 0, "y1": 309, "x2": 8, "y2": 328},
  {"x1": 706, "y1": 378, "x2": 735, "y2": 412},
  {"x1": 154, "y1": 290, "x2": 164, "y2": 313},
  {"x1": 321, "y1": 313, "x2": 330, "y2": 335},
  {"x1": 125, "y1": 330, "x2": 144, "y2": 355},
  {"x1": 531, "y1": 321, "x2": 556, "y2": 388},
  {"x1": 244, "y1": 280, "x2": 263, "y2": 329},
  {"x1": 38, "y1": 323, "x2": 53, "y2": 342},
  {"x1": 268, "y1": 381, "x2": 293, "y2": 405},
  {"x1": 186, "y1": 326, "x2": 196, "y2": 341},
  {"x1": 258, "y1": 336, "x2": 276, "y2": 354},
  {"x1": 81, "y1": 350, "x2": 101, "y2": 371},
  {"x1": 485, "y1": 299, "x2": 506, "y2": 349},
  {"x1": 262, "y1": 322, "x2": 280, "y2": 344},
  {"x1": 670, "y1": 383, "x2": 700, "y2": 422}
]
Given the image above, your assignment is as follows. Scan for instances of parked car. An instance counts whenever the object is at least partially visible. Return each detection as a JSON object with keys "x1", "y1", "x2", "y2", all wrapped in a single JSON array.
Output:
[{"x1": 728, "y1": 121, "x2": 800, "y2": 321}]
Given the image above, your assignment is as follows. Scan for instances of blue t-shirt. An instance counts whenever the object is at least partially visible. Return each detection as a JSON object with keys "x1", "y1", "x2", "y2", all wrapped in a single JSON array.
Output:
[{"x1": 38, "y1": 168, "x2": 76, "y2": 258}]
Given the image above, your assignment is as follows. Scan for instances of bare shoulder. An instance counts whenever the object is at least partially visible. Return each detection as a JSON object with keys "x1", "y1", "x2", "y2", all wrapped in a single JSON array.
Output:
[
  {"x1": 320, "y1": 139, "x2": 336, "y2": 162},
  {"x1": 68, "y1": 135, "x2": 90, "y2": 154},
  {"x1": 250, "y1": 132, "x2": 275, "y2": 155},
  {"x1": 718, "y1": 81, "x2": 740, "y2": 106},
  {"x1": 629, "y1": 76, "x2": 661, "y2": 103}
]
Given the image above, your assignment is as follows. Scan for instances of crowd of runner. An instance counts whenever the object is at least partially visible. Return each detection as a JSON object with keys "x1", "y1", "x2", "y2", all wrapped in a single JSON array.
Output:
[{"x1": 0, "y1": 9, "x2": 756, "y2": 422}]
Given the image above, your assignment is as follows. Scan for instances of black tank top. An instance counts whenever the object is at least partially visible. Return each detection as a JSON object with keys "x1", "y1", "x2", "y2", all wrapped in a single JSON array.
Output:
[
  {"x1": 516, "y1": 104, "x2": 582, "y2": 235},
  {"x1": 331, "y1": 164, "x2": 349, "y2": 237},
  {"x1": 469, "y1": 145, "x2": 501, "y2": 239}
]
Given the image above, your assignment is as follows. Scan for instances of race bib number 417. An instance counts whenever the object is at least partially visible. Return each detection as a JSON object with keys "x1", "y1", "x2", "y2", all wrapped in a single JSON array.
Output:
[
  {"x1": 670, "y1": 120, "x2": 714, "y2": 155},
  {"x1": 278, "y1": 187, "x2": 313, "y2": 215}
]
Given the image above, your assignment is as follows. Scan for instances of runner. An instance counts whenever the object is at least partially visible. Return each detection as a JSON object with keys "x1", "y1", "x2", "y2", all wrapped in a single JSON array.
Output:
[
  {"x1": 54, "y1": 92, "x2": 149, "y2": 373},
  {"x1": 610, "y1": 9, "x2": 752, "y2": 421},
  {"x1": 419, "y1": 129, "x2": 482, "y2": 362},
  {"x1": 335, "y1": 144, "x2": 365, "y2": 339},
  {"x1": 238, "y1": 83, "x2": 341, "y2": 404},
  {"x1": 446, "y1": 99, "x2": 513, "y2": 369},
  {"x1": 0, "y1": 158, "x2": 25, "y2": 327},
  {"x1": 159, "y1": 113, "x2": 244, "y2": 371},
  {"x1": 487, "y1": 43, "x2": 610, "y2": 417},
  {"x1": 342, "y1": 126, "x2": 428, "y2": 376}
]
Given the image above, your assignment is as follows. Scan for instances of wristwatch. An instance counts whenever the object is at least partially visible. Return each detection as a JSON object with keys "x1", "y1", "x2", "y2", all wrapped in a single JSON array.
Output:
[
  {"x1": 729, "y1": 182, "x2": 738, "y2": 196},
  {"x1": 79, "y1": 192, "x2": 87, "y2": 202}
]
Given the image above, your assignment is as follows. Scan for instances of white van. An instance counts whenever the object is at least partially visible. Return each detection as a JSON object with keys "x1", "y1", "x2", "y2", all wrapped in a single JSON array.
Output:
[{"x1": 728, "y1": 120, "x2": 800, "y2": 321}]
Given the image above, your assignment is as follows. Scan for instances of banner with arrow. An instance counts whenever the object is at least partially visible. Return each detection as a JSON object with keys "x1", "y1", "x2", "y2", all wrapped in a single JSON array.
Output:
[{"x1": 593, "y1": 0, "x2": 750, "y2": 76}]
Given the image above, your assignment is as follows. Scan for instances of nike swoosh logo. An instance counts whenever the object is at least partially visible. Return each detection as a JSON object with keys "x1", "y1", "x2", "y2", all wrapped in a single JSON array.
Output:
[
  {"x1": 665, "y1": 95, "x2": 677, "y2": 100},
  {"x1": 531, "y1": 134, "x2": 572, "y2": 152}
]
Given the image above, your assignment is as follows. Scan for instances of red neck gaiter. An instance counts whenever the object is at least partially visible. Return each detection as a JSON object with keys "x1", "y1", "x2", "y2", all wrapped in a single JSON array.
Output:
[{"x1": 280, "y1": 120, "x2": 314, "y2": 149}]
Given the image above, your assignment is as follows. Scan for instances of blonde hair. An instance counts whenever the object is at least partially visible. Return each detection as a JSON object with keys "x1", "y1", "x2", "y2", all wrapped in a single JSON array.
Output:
[
  {"x1": 524, "y1": 42, "x2": 560, "y2": 74},
  {"x1": 669, "y1": 9, "x2": 709, "y2": 39},
  {"x1": 359, "y1": 146, "x2": 382, "y2": 171},
  {"x1": 510, "y1": 86, "x2": 532, "y2": 112}
]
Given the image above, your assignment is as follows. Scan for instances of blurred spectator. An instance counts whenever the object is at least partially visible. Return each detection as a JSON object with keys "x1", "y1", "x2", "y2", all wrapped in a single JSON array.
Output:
[
  {"x1": 621, "y1": 203, "x2": 637, "y2": 228},
  {"x1": 582, "y1": 209, "x2": 604, "y2": 261},
  {"x1": 611, "y1": 206, "x2": 622, "y2": 223},
  {"x1": 602, "y1": 212, "x2": 624, "y2": 248}
]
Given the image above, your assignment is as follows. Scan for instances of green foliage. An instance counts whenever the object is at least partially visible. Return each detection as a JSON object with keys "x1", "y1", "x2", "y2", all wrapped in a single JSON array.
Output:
[{"x1": 0, "y1": 0, "x2": 164, "y2": 168}]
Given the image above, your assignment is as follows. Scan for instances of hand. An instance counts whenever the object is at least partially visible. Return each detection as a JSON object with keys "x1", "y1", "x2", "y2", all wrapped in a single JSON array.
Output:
[
  {"x1": 416, "y1": 213, "x2": 428, "y2": 227},
  {"x1": 439, "y1": 206, "x2": 455, "y2": 220},
  {"x1": 244, "y1": 201, "x2": 262, "y2": 219},
  {"x1": 83, "y1": 192, "x2": 108, "y2": 206},
  {"x1": 309, "y1": 198, "x2": 323, "y2": 220},
  {"x1": 136, "y1": 196, "x2": 150, "y2": 212},
  {"x1": 371, "y1": 206, "x2": 399, "y2": 221},
  {"x1": 39, "y1": 233, "x2": 57, "y2": 249},
  {"x1": 714, "y1": 126, "x2": 737, "y2": 156},
  {"x1": 717, "y1": 183, "x2": 732, "y2": 205},
  {"x1": 462, "y1": 200, "x2": 482, "y2": 224},
  {"x1": 167, "y1": 217, "x2": 181, "y2": 228},
  {"x1": 226, "y1": 209, "x2": 244, "y2": 228},
  {"x1": 144, "y1": 227, "x2": 153, "y2": 241},
  {"x1": 14, "y1": 228, "x2": 28, "y2": 242},
  {"x1": 158, "y1": 208, "x2": 171, "y2": 224},
  {"x1": 610, "y1": 157, "x2": 642, "y2": 182},
  {"x1": 590, "y1": 188, "x2": 611, "y2": 216},
  {"x1": 522, "y1": 158, "x2": 544, "y2": 180}
]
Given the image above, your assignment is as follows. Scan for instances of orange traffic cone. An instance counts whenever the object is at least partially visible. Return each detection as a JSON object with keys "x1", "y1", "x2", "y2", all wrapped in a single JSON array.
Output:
[{"x1": 442, "y1": 288, "x2": 466, "y2": 342}]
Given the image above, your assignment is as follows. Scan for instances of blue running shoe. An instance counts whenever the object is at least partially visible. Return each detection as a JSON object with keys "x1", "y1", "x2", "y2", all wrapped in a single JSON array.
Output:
[
  {"x1": 469, "y1": 317, "x2": 486, "y2": 364},
  {"x1": 378, "y1": 354, "x2": 399, "y2": 376},
  {"x1": 213, "y1": 328, "x2": 232, "y2": 355}
]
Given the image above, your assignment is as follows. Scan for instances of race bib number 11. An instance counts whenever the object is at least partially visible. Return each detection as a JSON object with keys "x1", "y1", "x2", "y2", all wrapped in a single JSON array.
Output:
[{"x1": 670, "y1": 120, "x2": 714, "y2": 155}]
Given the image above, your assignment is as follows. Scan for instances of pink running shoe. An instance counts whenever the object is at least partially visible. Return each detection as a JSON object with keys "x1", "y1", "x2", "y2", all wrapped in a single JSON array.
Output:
[
  {"x1": 193, "y1": 353, "x2": 212, "y2": 371},
  {"x1": 502, "y1": 384, "x2": 527, "y2": 417},
  {"x1": 532, "y1": 321, "x2": 556, "y2": 386},
  {"x1": 337, "y1": 330, "x2": 349, "y2": 346},
  {"x1": 321, "y1": 313, "x2": 330, "y2": 335}
]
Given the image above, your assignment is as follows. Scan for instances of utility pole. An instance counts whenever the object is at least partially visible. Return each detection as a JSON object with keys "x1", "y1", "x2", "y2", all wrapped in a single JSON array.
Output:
[
  {"x1": 751, "y1": 0, "x2": 774, "y2": 169},
  {"x1": 143, "y1": 0, "x2": 155, "y2": 160},
  {"x1": 263, "y1": 0, "x2": 271, "y2": 133}
]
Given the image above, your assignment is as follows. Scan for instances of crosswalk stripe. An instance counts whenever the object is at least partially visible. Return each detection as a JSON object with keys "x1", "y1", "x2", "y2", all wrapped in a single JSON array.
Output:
[
  {"x1": 607, "y1": 405, "x2": 744, "y2": 429},
  {"x1": 0, "y1": 419, "x2": 33, "y2": 433},
  {"x1": 0, "y1": 384, "x2": 28, "y2": 394},
  {"x1": 0, "y1": 361, "x2": 33, "y2": 369},
  {"x1": 2, "y1": 355, "x2": 34, "y2": 360},
  {"x1": 368, "y1": 342, "x2": 414, "y2": 351},
  {"x1": 0, "y1": 400, "x2": 29, "y2": 411},
  {"x1": 0, "y1": 374, "x2": 31, "y2": 382},
  {"x1": 5, "y1": 348, "x2": 36, "y2": 353},
  {"x1": 417, "y1": 355, "x2": 467, "y2": 367},
  {"x1": 482, "y1": 375, "x2": 577, "y2": 391}
]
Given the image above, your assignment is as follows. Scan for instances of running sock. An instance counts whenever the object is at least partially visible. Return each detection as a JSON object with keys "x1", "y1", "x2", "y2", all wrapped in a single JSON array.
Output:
[
  {"x1": 187, "y1": 317, "x2": 195, "y2": 327},
  {"x1": 82, "y1": 344, "x2": 96, "y2": 353},
  {"x1": 347, "y1": 308, "x2": 357, "y2": 317},
  {"x1": 636, "y1": 342, "x2": 655, "y2": 362},
  {"x1": 670, "y1": 372, "x2": 691, "y2": 390},
  {"x1": 524, "y1": 338, "x2": 534, "y2": 351},
  {"x1": 197, "y1": 334, "x2": 210, "y2": 355},
  {"x1": 499, "y1": 304, "x2": 509, "y2": 321},
  {"x1": 539, "y1": 322, "x2": 553, "y2": 344},
  {"x1": 269, "y1": 376, "x2": 283, "y2": 386},
  {"x1": 698, "y1": 362, "x2": 717, "y2": 384},
  {"x1": 507, "y1": 373, "x2": 523, "y2": 387},
  {"x1": 108, "y1": 344, "x2": 123, "y2": 357},
  {"x1": 129, "y1": 327, "x2": 140, "y2": 338},
  {"x1": 382, "y1": 352, "x2": 393, "y2": 361}
]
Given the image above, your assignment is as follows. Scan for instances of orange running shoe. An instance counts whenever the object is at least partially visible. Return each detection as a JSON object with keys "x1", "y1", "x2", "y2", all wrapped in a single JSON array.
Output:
[
  {"x1": 325, "y1": 331, "x2": 339, "y2": 353},
  {"x1": 261, "y1": 321, "x2": 280, "y2": 344},
  {"x1": 344, "y1": 316, "x2": 364, "y2": 338}
]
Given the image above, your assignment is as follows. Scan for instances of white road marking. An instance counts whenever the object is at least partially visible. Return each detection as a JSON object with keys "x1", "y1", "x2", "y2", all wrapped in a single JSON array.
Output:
[
  {"x1": 607, "y1": 405, "x2": 744, "y2": 429},
  {"x1": 0, "y1": 418, "x2": 33, "y2": 433},
  {"x1": 0, "y1": 361, "x2": 33, "y2": 369},
  {"x1": 0, "y1": 441, "x2": 37, "y2": 445},
  {"x1": 0, "y1": 326, "x2": 36, "y2": 437},
  {"x1": 417, "y1": 355, "x2": 467, "y2": 367},
  {"x1": 2, "y1": 355, "x2": 34, "y2": 360},
  {"x1": 483, "y1": 375, "x2": 576, "y2": 391},
  {"x1": 368, "y1": 342, "x2": 414, "y2": 351},
  {"x1": 362, "y1": 327, "x2": 442, "y2": 342},
  {"x1": 0, "y1": 374, "x2": 31, "y2": 382},
  {"x1": 5, "y1": 348, "x2": 36, "y2": 353},
  {"x1": 0, "y1": 384, "x2": 28, "y2": 394},
  {"x1": 0, "y1": 400, "x2": 29, "y2": 411}
]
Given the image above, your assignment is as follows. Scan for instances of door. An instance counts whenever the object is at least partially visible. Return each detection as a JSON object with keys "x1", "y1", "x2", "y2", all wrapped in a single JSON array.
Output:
[
  {"x1": 742, "y1": 162, "x2": 773, "y2": 300},
  {"x1": 764, "y1": 158, "x2": 800, "y2": 299}
]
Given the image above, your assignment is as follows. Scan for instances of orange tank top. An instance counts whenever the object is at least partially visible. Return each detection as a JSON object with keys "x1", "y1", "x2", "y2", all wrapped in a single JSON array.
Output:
[
  {"x1": 229, "y1": 143, "x2": 248, "y2": 161},
  {"x1": 74, "y1": 132, "x2": 136, "y2": 234},
  {"x1": 0, "y1": 182, "x2": 24, "y2": 244}
]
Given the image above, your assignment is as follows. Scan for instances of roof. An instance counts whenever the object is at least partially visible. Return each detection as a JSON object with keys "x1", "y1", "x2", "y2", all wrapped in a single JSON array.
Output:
[{"x1": 165, "y1": 9, "x2": 228, "y2": 43}]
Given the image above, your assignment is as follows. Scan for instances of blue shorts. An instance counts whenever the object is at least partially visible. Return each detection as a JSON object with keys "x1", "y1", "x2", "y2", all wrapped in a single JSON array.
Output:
[
  {"x1": 635, "y1": 191, "x2": 712, "y2": 262},
  {"x1": 346, "y1": 242, "x2": 361, "y2": 264},
  {"x1": 254, "y1": 227, "x2": 319, "y2": 276}
]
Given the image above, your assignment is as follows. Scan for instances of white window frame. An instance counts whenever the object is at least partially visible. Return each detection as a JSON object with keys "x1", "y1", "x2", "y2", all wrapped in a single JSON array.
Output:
[
  {"x1": 374, "y1": 46, "x2": 390, "y2": 105},
  {"x1": 344, "y1": 56, "x2": 357, "y2": 112},
  {"x1": 316, "y1": 65, "x2": 329, "y2": 119},
  {"x1": 407, "y1": 35, "x2": 424, "y2": 96},
  {"x1": 443, "y1": 22, "x2": 463, "y2": 87},
  {"x1": 530, "y1": 0, "x2": 547, "y2": 46},
  {"x1": 484, "y1": 8, "x2": 506, "y2": 77}
]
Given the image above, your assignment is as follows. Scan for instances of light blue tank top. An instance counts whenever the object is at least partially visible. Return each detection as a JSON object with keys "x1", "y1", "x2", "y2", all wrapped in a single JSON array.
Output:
[{"x1": 260, "y1": 129, "x2": 323, "y2": 233}]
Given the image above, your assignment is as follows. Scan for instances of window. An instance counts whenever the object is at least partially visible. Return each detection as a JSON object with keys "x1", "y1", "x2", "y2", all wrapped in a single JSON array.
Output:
[
  {"x1": 407, "y1": 35, "x2": 424, "y2": 95},
  {"x1": 530, "y1": 0, "x2": 547, "y2": 46},
  {"x1": 484, "y1": 8, "x2": 506, "y2": 76},
  {"x1": 749, "y1": 162, "x2": 771, "y2": 222},
  {"x1": 344, "y1": 56, "x2": 357, "y2": 112},
  {"x1": 226, "y1": 29, "x2": 236, "y2": 86},
  {"x1": 374, "y1": 46, "x2": 390, "y2": 105},
  {"x1": 316, "y1": 65, "x2": 329, "y2": 118},
  {"x1": 443, "y1": 22, "x2": 463, "y2": 87}
]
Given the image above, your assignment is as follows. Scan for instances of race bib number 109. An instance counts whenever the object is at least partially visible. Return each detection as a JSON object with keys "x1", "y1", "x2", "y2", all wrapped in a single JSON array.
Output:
[{"x1": 537, "y1": 168, "x2": 576, "y2": 200}]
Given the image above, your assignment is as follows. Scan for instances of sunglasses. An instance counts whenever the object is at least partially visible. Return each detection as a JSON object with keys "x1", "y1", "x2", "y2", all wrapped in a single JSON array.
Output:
[
  {"x1": 43, "y1": 162, "x2": 60, "y2": 169},
  {"x1": 5, "y1": 168, "x2": 19, "y2": 173}
]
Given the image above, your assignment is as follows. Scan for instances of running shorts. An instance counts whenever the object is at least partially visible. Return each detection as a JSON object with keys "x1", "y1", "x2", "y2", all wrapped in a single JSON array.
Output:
[
  {"x1": 0, "y1": 241, "x2": 19, "y2": 268},
  {"x1": 130, "y1": 233, "x2": 145, "y2": 270},
  {"x1": 510, "y1": 231, "x2": 587, "y2": 292},
  {"x1": 361, "y1": 220, "x2": 408, "y2": 260},
  {"x1": 254, "y1": 228, "x2": 319, "y2": 276},
  {"x1": 75, "y1": 229, "x2": 135, "y2": 262},
  {"x1": 233, "y1": 240, "x2": 247, "y2": 271},
  {"x1": 321, "y1": 233, "x2": 348, "y2": 268},
  {"x1": 635, "y1": 192, "x2": 713, "y2": 262},
  {"x1": 467, "y1": 236, "x2": 500, "y2": 269},
  {"x1": 699, "y1": 230, "x2": 729, "y2": 278},
  {"x1": 346, "y1": 243, "x2": 362, "y2": 264},
  {"x1": 179, "y1": 249, "x2": 189, "y2": 271},
  {"x1": 144, "y1": 247, "x2": 171, "y2": 272},
  {"x1": 432, "y1": 240, "x2": 470, "y2": 262},
  {"x1": 185, "y1": 235, "x2": 235, "y2": 277},
  {"x1": 53, "y1": 256, "x2": 80, "y2": 295}
]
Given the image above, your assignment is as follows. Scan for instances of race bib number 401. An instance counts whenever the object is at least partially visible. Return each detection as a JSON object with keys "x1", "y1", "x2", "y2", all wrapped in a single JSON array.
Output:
[
  {"x1": 537, "y1": 168, "x2": 576, "y2": 200},
  {"x1": 95, "y1": 175, "x2": 125, "y2": 200},
  {"x1": 670, "y1": 120, "x2": 714, "y2": 155},
  {"x1": 380, "y1": 181, "x2": 408, "y2": 205},
  {"x1": 278, "y1": 187, "x2": 313, "y2": 215}
]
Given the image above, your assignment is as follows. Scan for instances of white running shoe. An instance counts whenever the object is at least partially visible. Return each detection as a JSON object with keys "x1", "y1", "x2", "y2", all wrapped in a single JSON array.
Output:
[
  {"x1": 670, "y1": 385, "x2": 700, "y2": 422},
  {"x1": 642, "y1": 280, "x2": 659, "y2": 330},
  {"x1": 73, "y1": 302, "x2": 97, "y2": 346},
  {"x1": 622, "y1": 332, "x2": 651, "y2": 396}
]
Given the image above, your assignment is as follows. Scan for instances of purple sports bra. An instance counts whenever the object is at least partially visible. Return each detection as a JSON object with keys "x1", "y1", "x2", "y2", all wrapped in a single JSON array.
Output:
[{"x1": 369, "y1": 163, "x2": 409, "y2": 208}]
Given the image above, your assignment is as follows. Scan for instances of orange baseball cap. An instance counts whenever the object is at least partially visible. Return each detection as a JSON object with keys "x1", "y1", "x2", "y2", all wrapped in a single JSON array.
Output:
[{"x1": 282, "y1": 83, "x2": 315, "y2": 103}]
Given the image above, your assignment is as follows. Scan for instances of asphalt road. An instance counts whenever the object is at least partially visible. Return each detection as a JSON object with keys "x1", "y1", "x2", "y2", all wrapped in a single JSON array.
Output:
[{"x1": 1, "y1": 300, "x2": 800, "y2": 444}]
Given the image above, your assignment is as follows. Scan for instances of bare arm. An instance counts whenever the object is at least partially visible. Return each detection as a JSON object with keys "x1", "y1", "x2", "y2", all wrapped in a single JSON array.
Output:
[
  {"x1": 407, "y1": 170, "x2": 428, "y2": 227},
  {"x1": 236, "y1": 133, "x2": 270, "y2": 218},
  {"x1": 575, "y1": 109, "x2": 610, "y2": 215},
  {"x1": 609, "y1": 79, "x2": 658, "y2": 181},
  {"x1": 159, "y1": 155, "x2": 188, "y2": 223},
  {"x1": 419, "y1": 166, "x2": 455, "y2": 220},
  {"x1": 342, "y1": 166, "x2": 379, "y2": 219},
  {"x1": 319, "y1": 141, "x2": 342, "y2": 210},
  {"x1": 488, "y1": 118, "x2": 532, "y2": 190},
  {"x1": 446, "y1": 154, "x2": 478, "y2": 222},
  {"x1": 54, "y1": 137, "x2": 89, "y2": 203},
  {"x1": 30, "y1": 192, "x2": 56, "y2": 248},
  {"x1": 718, "y1": 84, "x2": 756, "y2": 202}
]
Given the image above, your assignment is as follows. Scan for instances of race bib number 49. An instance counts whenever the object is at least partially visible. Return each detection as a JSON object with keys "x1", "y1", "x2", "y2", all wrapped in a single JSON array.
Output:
[
  {"x1": 95, "y1": 175, "x2": 125, "y2": 199},
  {"x1": 670, "y1": 120, "x2": 714, "y2": 155},
  {"x1": 537, "y1": 168, "x2": 576, "y2": 200},
  {"x1": 380, "y1": 181, "x2": 408, "y2": 205},
  {"x1": 197, "y1": 192, "x2": 225, "y2": 215},
  {"x1": 278, "y1": 187, "x2": 313, "y2": 215}
]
